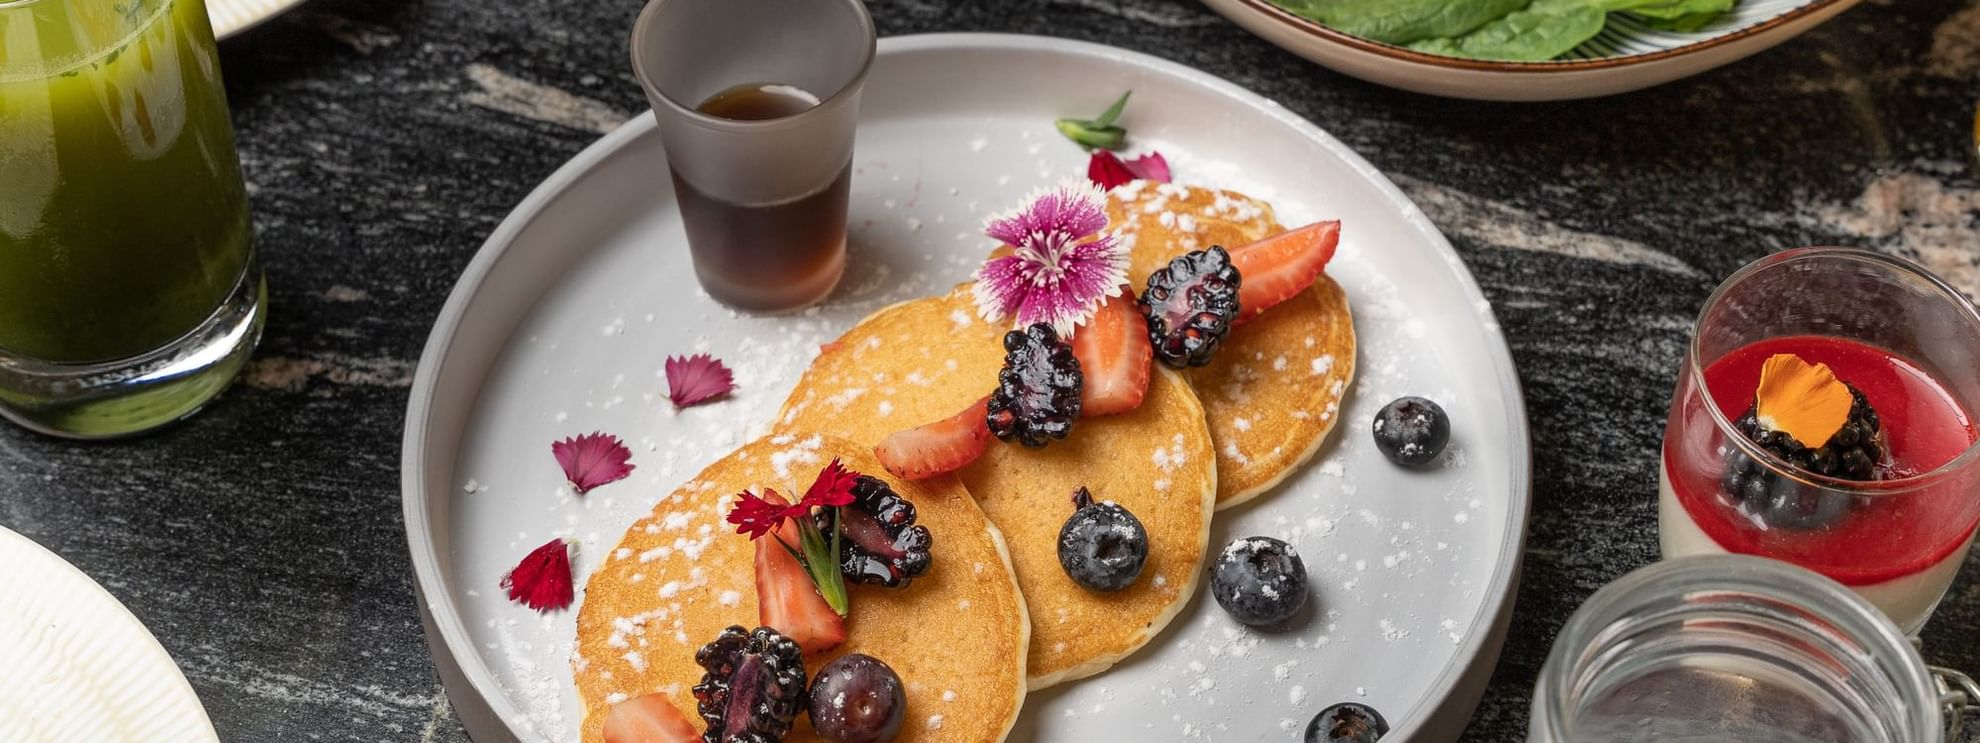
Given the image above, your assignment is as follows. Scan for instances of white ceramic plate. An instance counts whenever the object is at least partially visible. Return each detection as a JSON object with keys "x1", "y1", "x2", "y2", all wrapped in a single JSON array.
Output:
[
  {"x1": 1201, "y1": 0, "x2": 1858, "y2": 101},
  {"x1": 402, "y1": 33, "x2": 1530, "y2": 743},
  {"x1": 0, "y1": 526, "x2": 219, "y2": 742},
  {"x1": 210, "y1": 0, "x2": 309, "y2": 40}
]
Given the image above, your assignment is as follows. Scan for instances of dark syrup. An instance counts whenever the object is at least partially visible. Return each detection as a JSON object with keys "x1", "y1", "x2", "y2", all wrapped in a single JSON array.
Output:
[{"x1": 671, "y1": 83, "x2": 848, "y2": 312}]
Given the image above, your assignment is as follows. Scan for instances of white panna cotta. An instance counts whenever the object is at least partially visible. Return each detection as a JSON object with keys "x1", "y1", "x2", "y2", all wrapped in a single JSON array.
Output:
[{"x1": 1658, "y1": 459, "x2": 1973, "y2": 635}]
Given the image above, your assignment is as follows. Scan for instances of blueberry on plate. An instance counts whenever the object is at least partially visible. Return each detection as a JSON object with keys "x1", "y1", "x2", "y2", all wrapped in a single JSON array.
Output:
[
  {"x1": 807, "y1": 653, "x2": 906, "y2": 743},
  {"x1": 1210, "y1": 536, "x2": 1307, "y2": 627},
  {"x1": 1305, "y1": 702, "x2": 1388, "y2": 743},
  {"x1": 1373, "y1": 396, "x2": 1449, "y2": 468},
  {"x1": 1057, "y1": 488, "x2": 1148, "y2": 592}
]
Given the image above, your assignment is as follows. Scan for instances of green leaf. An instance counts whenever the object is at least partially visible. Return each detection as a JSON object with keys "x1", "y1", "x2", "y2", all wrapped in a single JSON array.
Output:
[
  {"x1": 1628, "y1": 10, "x2": 1723, "y2": 31},
  {"x1": 796, "y1": 515, "x2": 850, "y2": 617},
  {"x1": 1405, "y1": 2, "x2": 1608, "y2": 62},
  {"x1": 1613, "y1": 0, "x2": 1731, "y2": 18},
  {"x1": 1276, "y1": 0, "x2": 1531, "y2": 44},
  {"x1": 1094, "y1": 90, "x2": 1131, "y2": 127},
  {"x1": 1054, "y1": 118, "x2": 1127, "y2": 151},
  {"x1": 1055, "y1": 91, "x2": 1133, "y2": 150}
]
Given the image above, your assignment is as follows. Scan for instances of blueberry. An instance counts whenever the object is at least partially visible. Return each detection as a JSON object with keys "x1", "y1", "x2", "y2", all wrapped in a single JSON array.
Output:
[
  {"x1": 1305, "y1": 702, "x2": 1388, "y2": 743},
  {"x1": 1210, "y1": 536, "x2": 1307, "y2": 627},
  {"x1": 1373, "y1": 397, "x2": 1449, "y2": 468},
  {"x1": 1057, "y1": 488, "x2": 1148, "y2": 592},
  {"x1": 806, "y1": 653, "x2": 906, "y2": 743}
]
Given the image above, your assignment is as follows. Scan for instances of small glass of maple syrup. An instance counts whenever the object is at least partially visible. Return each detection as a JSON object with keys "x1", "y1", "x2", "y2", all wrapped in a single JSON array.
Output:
[{"x1": 629, "y1": 0, "x2": 874, "y2": 312}]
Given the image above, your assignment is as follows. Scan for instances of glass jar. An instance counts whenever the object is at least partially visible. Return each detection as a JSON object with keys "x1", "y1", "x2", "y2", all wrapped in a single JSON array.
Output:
[
  {"x1": 0, "y1": 0, "x2": 265, "y2": 438},
  {"x1": 1531, "y1": 555, "x2": 1974, "y2": 743},
  {"x1": 1658, "y1": 248, "x2": 1980, "y2": 634}
]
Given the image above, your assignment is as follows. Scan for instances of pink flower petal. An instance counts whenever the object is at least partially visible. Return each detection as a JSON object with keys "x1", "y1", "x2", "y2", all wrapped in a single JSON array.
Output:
[
  {"x1": 1089, "y1": 150, "x2": 1169, "y2": 191},
  {"x1": 1124, "y1": 151, "x2": 1170, "y2": 183},
  {"x1": 666, "y1": 353, "x2": 734, "y2": 408},
  {"x1": 1087, "y1": 150, "x2": 1137, "y2": 190},
  {"x1": 971, "y1": 254, "x2": 1031, "y2": 323},
  {"x1": 552, "y1": 432, "x2": 635, "y2": 495},
  {"x1": 974, "y1": 179, "x2": 1128, "y2": 334},
  {"x1": 501, "y1": 538, "x2": 574, "y2": 612}
]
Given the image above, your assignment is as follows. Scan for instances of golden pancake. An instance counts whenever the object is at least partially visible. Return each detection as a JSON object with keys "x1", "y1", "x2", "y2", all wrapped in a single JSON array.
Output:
[
  {"x1": 574, "y1": 434, "x2": 1028, "y2": 742},
  {"x1": 1108, "y1": 180, "x2": 1357, "y2": 508},
  {"x1": 778, "y1": 286, "x2": 1217, "y2": 689}
]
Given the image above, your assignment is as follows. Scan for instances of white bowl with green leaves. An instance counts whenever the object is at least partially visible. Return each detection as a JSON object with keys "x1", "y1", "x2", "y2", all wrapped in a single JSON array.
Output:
[{"x1": 1201, "y1": 0, "x2": 1858, "y2": 101}]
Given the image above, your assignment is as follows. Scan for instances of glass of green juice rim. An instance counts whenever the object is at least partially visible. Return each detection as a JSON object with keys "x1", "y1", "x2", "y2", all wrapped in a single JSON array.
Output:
[{"x1": 0, "y1": 0, "x2": 265, "y2": 438}]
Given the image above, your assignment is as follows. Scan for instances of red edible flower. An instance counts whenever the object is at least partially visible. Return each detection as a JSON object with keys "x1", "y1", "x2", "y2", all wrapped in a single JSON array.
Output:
[
  {"x1": 552, "y1": 432, "x2": 635, "y2": 495},
  {"x1": 800, "y1": 458, "x2": 859, "y2": 510},
  {"x1": 665, "y1": 353, "x2": 734, "y2": 408},
  {"x1": 726, "y1": 458, "x2": 861, "y2": 540},
  {"x1": 1087, "y1": 149, "x2": 1171, "y2": 190},
  {"x1": 501, "y1": 538, "x2": 575, "y2": 612},
  {"x1": 728, "y1": 487, "x2": 793, "y2": 541}
]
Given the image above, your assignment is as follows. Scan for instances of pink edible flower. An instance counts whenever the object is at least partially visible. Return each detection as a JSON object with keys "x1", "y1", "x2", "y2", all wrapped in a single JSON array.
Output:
[
  {"x1": 665, "y1": 353, "x2": 734, "y2": 408},
  {"x1": 972, "y1": 178, "x2": 1130, "y2": 335},
  {"x1": 501, "y1": 538, "x2": 574, "y2": 612},
  {"x1": 551, "y1": 432, "x2": 634, "y2": 495},
  {"x1": 1087, "y1": 150, "x2": 1171, "y2": 190}
]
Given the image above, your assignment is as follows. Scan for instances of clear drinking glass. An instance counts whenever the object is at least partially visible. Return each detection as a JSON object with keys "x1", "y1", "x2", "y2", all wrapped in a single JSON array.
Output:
[
  {"x1": 1658, "y1": 248, "x2": 1980, "y2": 634},
  {"x1": 0, "y1": 0, "x2": 265, "y2": 438},
  {"x1": 628, "y1": 0, "x2": 874, "y2": 313},
  {"x1": 1530, "y1": 555, "x2": 1954, "y2": 743}
]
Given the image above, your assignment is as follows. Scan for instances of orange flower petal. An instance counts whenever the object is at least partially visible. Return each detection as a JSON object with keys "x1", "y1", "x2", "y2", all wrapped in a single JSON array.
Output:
[{"x1": 1754, "y1": 354, "x2": 1853, "y2": 448}]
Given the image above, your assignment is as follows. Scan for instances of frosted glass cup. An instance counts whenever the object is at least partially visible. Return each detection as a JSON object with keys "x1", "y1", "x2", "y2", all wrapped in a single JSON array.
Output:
[{"x1": 629, "y1": 0, "x2": 874, "y2": 313}]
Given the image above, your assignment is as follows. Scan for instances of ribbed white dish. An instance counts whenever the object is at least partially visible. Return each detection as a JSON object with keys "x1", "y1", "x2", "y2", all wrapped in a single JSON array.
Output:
[
  {"x1": 1202, "y1": 0, "x2": 1859, "y2": 100},
  {"x1": 0, "y1": 527, "x2": 218, "y2": 743},
  {"x1": 209, "y1": 0, "x2": 309, "y2": 40}
]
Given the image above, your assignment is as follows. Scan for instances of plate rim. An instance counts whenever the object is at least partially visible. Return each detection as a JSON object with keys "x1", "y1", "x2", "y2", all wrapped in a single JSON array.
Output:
[
  {"x1": 401, "y1": 31, "x2": 1533, "y2": 741},
  {"x1": 210, "y1": 0, "x2": 312, "y2": 41},
  {"x1": 1215, "y1": 0, "x2": 1854, "y2": 72},
  {"x1": 0, "y1": 526, "x2": 220, "y2": 742}
]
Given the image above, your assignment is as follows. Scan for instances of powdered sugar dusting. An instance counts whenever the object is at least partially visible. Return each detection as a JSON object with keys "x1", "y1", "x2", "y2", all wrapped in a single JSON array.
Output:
[{"x1": 455, "y1": 123, "x2": 1504, "y2": 742}]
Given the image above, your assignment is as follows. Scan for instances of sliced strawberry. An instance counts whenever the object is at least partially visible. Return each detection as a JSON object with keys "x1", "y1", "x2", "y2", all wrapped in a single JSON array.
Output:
[
  {"x1": 874, "y1": 396, "x2": 991, "y2": 480},
  {"x1": 1227, "y1": 221, "x2": 1341, "y2": 324},
  {"x1": 601, "y1": 692, "x2": 700, "y2": 743},
  {"x1": 755, "y1": 518, "x2": 846, "y2": 653},
  {"x1": 1071, "y1": 290, "x2": 1151, "y2": 416}
]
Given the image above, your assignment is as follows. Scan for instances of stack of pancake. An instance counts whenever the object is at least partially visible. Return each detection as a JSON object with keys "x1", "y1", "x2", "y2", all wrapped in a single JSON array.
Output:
[{"x1": 573, "y1": 183, "x2": 1356, "y2": 742}]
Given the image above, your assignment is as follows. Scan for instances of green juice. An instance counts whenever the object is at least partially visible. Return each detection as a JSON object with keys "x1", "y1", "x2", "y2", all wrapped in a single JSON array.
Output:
[{"x1": 0, "y1": 0, "x2": 251, "y2": 364}]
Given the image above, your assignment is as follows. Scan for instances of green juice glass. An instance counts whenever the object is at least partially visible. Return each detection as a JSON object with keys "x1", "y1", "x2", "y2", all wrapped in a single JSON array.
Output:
[{"x1": 0, "y1": 0, "x2": 265, "y2": 438}]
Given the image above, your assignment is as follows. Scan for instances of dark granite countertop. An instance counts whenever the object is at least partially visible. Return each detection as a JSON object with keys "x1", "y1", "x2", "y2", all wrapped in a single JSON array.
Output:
[{"x1": 3, "y1": 0, "x2": 1978, "y2": 740}]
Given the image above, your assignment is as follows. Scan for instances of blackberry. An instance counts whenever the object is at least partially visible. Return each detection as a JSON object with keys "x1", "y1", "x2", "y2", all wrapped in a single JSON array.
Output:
[
  {"x1": 1720, "y1": 385, "x2": 1883, "y2": 531},
  {"x1": 806, "y1": 654, "x2": 906, "y2": 743},
  {"x1": 1056, "y1": 488, "x2": 1149, "y2": 592},
  {"x1": 1140, "y1": 246, "x2": 1241, "y2": 368},
  {"x1": 1210, "y1": 536, "x2": 1309, "y2": 628},
  {"x1": 812, "y1": 475, "x2": 933, "y2": 588},
  {"x1": 986, "y1": 323, "x2": 1082, "y2": 447},
  {"x1": 692, "y1": 625, "x2": 807, "y2": 743}
]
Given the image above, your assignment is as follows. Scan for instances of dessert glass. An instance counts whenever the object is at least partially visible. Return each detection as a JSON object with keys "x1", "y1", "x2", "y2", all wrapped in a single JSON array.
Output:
[
  {"x1": 1530, "y1": 555, "x2": 1970, "y2": 742},
  {"x1": 1659, "y1": 248, "x2": 1980, "y2": 634}
]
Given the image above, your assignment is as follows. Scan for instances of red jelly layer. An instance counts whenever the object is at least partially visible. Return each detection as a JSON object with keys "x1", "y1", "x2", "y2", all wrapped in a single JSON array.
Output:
[{"x1": 1667, "y1": 335, "x2": 1979, "y2": 585}]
